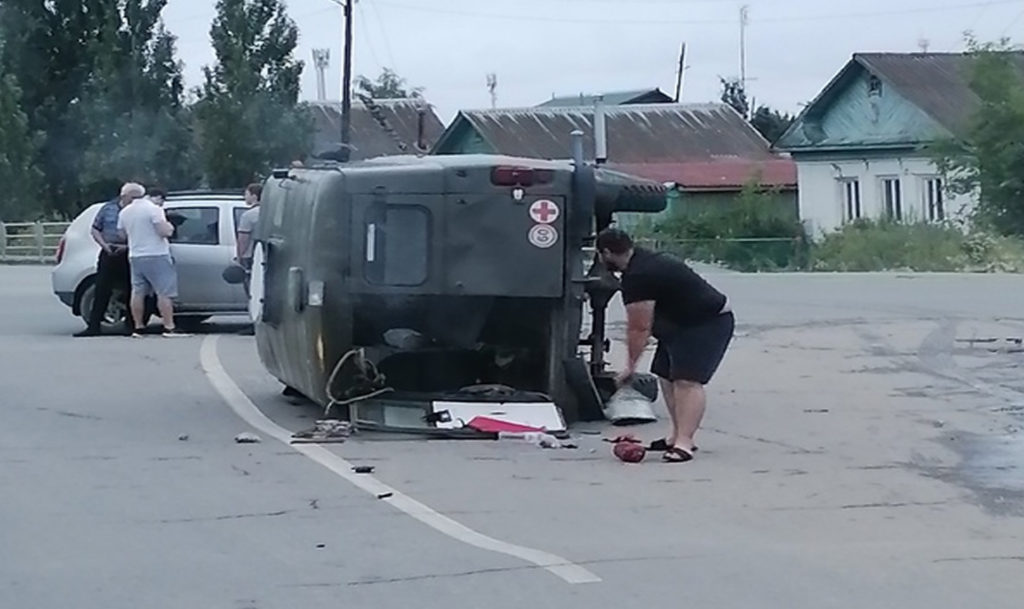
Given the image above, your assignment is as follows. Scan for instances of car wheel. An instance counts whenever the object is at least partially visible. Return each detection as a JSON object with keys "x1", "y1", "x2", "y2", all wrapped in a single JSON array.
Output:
[
  {"x1": 79, "y1": 283, "x2": 126, "y2": 331},
  {"x1": 79, "y1": 283, "x2": 152, "y2": 332}
]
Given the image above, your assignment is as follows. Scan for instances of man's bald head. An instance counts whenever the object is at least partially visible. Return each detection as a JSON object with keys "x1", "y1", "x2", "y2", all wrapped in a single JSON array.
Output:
[{"x1": 120, "y1": 182, "x2": 145, "y2": 201}]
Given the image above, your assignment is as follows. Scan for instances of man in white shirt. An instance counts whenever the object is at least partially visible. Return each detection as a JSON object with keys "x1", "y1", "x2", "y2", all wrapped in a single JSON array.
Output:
[{"x1": 116, "y1": 183, "x2": 185, "y2": 337}]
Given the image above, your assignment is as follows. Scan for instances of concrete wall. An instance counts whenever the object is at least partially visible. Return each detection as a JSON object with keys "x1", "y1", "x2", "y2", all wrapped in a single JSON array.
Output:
[{"x1": 795, "y1": 153, "x2": 975, "y2": 237}]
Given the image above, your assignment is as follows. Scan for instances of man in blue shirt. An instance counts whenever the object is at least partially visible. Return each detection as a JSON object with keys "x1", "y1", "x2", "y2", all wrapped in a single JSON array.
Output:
[{"x1": 74, "y1": 184, "x2": 135, "y2": 337}]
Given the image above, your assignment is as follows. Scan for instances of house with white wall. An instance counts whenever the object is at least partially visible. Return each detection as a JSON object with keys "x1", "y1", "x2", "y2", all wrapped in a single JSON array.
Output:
[{"x1": 776, "y1": 52, "x2": 1024, "y2": 237}]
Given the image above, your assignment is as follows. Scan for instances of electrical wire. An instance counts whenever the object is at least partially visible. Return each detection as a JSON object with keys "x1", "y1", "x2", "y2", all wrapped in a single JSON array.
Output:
[
  {"x1": 324, "y1": 347, "x2": 394, "y2": 418},
  {"x1": 355, "y1": 0, "x2": 383, "y2": 70},
  {"x1": 372, "y1": 0, "x2": 1022, "y2": 26},
  {"x1": 367, "y1": 0, "x2": 399, "y2": 70}
]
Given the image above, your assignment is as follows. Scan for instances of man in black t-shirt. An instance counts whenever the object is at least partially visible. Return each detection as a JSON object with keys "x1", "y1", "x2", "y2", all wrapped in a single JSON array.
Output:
[{"x1": 596, "y1": 228, "x2": 734, "y2": 463}]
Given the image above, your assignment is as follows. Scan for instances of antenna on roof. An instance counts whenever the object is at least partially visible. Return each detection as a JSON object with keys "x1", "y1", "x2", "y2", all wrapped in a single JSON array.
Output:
[
  {"x1": 486, "y1": 73, "x2": 498, "y2": 109},
  {"x1": 312, "y1": 49, "x2": 331, "y2": 101}
]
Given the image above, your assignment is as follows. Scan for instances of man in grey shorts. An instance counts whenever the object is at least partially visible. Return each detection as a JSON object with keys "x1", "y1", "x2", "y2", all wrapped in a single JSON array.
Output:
[{"x1": 116, "y1": 183, "x2": 186, "y2": 337}]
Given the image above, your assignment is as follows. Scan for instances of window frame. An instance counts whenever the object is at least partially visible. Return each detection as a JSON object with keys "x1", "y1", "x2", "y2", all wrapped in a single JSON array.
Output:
[
  {"x1": 165, "y1": 205, "x2": 222, "y2": 246},
  {"x1": 923, "y1": 177, "x2": 945, "y2": 222},
  {"x1": 839, "y1": 178, "x2": 862, "y2": 223},
  {"x1": 363, "y1": 204, "x2": 431, "y2": 288},
  {"x1": 880, "y1": 177, "x2": 903, "y2": 222}
]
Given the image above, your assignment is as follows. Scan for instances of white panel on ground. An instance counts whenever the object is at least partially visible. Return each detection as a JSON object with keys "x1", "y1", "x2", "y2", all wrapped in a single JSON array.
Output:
[{"x1": 431, "y1": 401, "x2": 566, "y2": 432}]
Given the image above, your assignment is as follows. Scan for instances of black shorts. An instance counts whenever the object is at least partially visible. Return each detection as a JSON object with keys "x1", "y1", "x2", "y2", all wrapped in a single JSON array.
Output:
[{"x1": 651, "y1": 312, "x2": 735, "y2": 384}]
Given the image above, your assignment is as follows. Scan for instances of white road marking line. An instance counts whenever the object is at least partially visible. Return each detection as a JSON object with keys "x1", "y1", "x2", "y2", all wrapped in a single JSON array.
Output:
[{"x1": 200, "y1": 335, "x2": 601, "y2": 585}]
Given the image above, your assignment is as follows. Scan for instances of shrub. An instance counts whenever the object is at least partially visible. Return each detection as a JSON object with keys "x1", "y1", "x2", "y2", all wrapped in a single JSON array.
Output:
[{"x1": 810, "y1": 219, "x2": 1024, "y2": 272}]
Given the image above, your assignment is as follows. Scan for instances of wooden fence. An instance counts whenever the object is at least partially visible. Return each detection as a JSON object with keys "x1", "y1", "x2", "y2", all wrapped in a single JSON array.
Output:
[{"x1": 0, "y1": 221, "x2": 71, "y2": 263}]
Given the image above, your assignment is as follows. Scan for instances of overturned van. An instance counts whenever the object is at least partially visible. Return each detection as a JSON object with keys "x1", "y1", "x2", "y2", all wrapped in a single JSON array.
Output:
[{"x1": 248, "y1": 153, "x2": 665, "y2": 433}]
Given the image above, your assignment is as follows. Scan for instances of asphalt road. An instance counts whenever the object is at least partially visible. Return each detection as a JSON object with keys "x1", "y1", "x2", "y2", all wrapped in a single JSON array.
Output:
[{"x1": 3, "y1": 264, "x2": 1024, "y2": 608}]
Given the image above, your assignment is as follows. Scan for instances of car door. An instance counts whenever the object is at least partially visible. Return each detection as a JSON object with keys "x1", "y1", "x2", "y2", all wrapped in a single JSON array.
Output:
[{"x1": 165, "y1": 204, "x2": 233, "y2": 311}]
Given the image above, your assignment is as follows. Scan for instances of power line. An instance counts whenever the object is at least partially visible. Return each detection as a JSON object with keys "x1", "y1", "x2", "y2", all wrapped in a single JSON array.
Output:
[
  {"x1": 372, "y1": 0, "x2": 1022, "y2": 26},
  {"x1": 1000, "y1": 7, "x2": 1024, "y2": 36},
  {"x1": 367, "y1": 0, "x2": 399, "y2": 70},
  {"x1": 355, "y1": 0, "x2": 382, "y2": 69}
]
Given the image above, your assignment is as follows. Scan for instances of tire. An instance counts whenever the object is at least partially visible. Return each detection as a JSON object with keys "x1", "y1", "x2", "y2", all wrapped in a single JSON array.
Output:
[{"x1": 79, "y1": 282, "x2": 151, "y2": 332}]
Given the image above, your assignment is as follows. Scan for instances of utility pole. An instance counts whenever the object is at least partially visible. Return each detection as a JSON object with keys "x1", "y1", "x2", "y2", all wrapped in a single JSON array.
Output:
[
  {"x1": 739, "y1": 5, "x2": 749, "y2": 95},
  {"x1": 340, "y1": 0, "x2": 354, "y2": 153},
  {"x1": 674, "y1": 42, "x2": 687, "y2": 102}
]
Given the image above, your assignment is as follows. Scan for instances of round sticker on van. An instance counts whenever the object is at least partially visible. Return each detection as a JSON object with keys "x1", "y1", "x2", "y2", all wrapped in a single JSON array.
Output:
[
  {"x1": 529, "y1": 199, "x2": 560, "y2": 224},
  {"x1": 528, "y1": 224, "x2": 558, "y2": 249}
]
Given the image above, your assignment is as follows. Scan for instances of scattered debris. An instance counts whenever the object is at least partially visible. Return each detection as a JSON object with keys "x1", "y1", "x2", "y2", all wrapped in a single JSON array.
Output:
[
  {"x1": 234, "y1": 432, "x2": 261, "y2": 444},
  {"x1": 376, "y1": 492, "x2": 393, "y2": 500},
  {"x1": 612, "y1": 438, "x2": 647, "y2": 463},
  {"x1": 579, "y1": 430, "x2": 602, "y2": 436},
  {"x1": 352, "y1": 465, "x2": 375, "y2": 474},
  {"x1": 497, "y1": 431, "x2": 570, "y2": 449},
  {"x1": 178, "y1": 434, "x2": 190, "y2": 441},
  {"x1": 291, "y1": 419, "x2": 353, "y2": 444},
  {"x1": 933, "y1": 420, "x2": 946, "y2": 428},
  {"x1": 309, "y1": 499, "x2": 319, "y2": 510},
  {"x1": 803, "y1": 409, "x2": 830, "y2": 414}
]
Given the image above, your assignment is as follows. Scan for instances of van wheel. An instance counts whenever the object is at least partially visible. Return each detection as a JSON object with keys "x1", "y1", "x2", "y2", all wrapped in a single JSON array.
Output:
[{"x1": 78, "y1": 283, "x2": 148, "y2": 332}]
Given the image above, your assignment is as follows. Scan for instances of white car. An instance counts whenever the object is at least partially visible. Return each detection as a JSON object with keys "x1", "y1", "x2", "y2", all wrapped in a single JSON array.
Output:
[{"x1": 51, "y1": 191, "x2": 252, "y2": 330}]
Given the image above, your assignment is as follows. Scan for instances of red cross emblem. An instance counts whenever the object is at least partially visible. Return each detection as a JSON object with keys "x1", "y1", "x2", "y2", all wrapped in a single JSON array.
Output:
[{"x1": 529, "y1": 199, "x2": 559, "y2": 224}]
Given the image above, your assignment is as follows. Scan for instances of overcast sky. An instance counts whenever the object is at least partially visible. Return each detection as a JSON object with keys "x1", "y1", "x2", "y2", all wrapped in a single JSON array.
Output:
[{"x1": 163, "y1": 0, "x2": 1024, "y2": 122}]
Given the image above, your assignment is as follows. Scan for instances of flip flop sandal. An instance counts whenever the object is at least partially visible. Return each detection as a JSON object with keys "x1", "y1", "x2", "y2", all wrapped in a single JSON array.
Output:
[
  {"x1": 649, "y1": 438, "x2": 698, "y2": 452},
  {"x1": 662, "y1": 446, "x2": 695, "y2": 463}
]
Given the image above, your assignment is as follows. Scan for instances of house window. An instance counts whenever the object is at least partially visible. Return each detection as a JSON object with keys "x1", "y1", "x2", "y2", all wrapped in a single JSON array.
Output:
[
  {"x1": 868, "y1": 75, "x2": 882, "y2": 97},
  {"x1": 881, "y1": 178, "x2": 903, "y2": 221},
  {"x1": 924, "y1": 177, "x2": 945, "y2": 222},
  {"x1": 840, "y1": 179, "x2": 862, "y2": 222}
]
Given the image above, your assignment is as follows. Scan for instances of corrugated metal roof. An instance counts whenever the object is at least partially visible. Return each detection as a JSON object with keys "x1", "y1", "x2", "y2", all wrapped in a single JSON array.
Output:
[
  {"x1": 309, "y1": 99, "x2": 446, "y2": 160},
  {"x1": 855, "y1": 52, "x2": 1024, "y2": 135},
  {"x1": 777, "y1": 51, "x2": 1024, "y2": 150},
  {"x1": 446, "y1": 102, "x2": 777, "y2": 164},
  {"x1": 610, "y1": 159, "x2": 797, "y2": 191},
  {"x1": 537, "y1": 88, "x2": 674, "y2": 108}
]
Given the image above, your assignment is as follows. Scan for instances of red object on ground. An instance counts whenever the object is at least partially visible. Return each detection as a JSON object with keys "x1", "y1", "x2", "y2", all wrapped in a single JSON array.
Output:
[
  {"x1": 613, "y1": 441, "x2": 647, "y2": 463},
  {"x1": 466, "y1": 416, "x2": 545, "y2": 434}
]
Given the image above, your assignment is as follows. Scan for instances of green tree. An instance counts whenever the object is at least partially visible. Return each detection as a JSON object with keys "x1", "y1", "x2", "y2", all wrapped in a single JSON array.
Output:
[
  {"x1": 355, "y1": 67, "x2": 423, "y2": 99},
  {"x1": 933, "y1": 35, "x2": 1024, "y2": 235},
  {"x1": 193, "y1": 0, "x2": 312, "y2": 188},
  {"x1": 0, "y1": 51, "x2": 44, "y2": 221},
  {"x1": 719, "y1": 77, "x2": 793, "y2": 143},
  {"x1": 750, "y1": 105, "x2": 795, "y2": 144},
  {"x1": 76, "y1": 1, "x2": 198, "y2": 198},
  {"x1": 0, "y1": 0, "x2": 195, "y2": 215}
]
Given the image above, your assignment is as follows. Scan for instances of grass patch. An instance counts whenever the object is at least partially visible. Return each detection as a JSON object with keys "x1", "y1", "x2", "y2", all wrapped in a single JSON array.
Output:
[{"x1": 811, "y1": 219, "x2": 1024, "y2": 272}]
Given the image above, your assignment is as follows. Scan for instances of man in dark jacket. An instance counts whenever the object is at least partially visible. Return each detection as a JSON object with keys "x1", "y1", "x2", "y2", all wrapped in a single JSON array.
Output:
[
  {"x1": 74, "y1": 184, "x2": 135, "y2": 337},
  {"x1": 597, "y1": 228, "x2": 735, "y2": 462}
]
